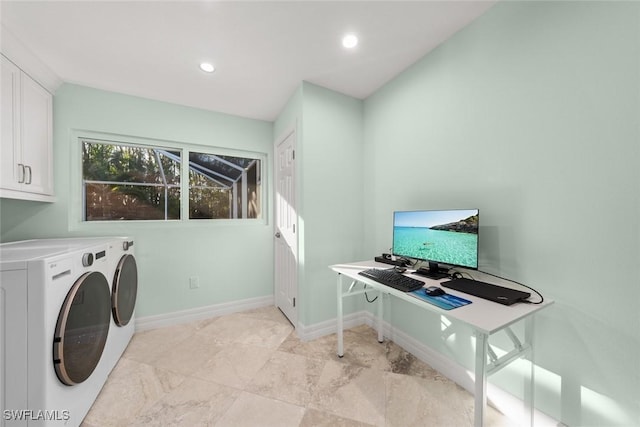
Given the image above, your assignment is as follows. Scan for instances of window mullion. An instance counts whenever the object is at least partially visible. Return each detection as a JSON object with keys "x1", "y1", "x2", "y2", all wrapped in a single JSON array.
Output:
[
  {"x1": 154, "y1": 149, "x2": 169, "y2": 220},
  {"x1": 241, "y1": 169, "x2": 248, "y2": 219},
  {"x1": 182, "y1": 150, "x2": 189, "y2": 222}
]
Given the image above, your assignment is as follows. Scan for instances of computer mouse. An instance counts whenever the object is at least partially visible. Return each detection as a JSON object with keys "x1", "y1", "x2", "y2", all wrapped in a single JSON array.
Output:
[{"x1": 425, "y1": 286, "x2": 445, "y2": 296}]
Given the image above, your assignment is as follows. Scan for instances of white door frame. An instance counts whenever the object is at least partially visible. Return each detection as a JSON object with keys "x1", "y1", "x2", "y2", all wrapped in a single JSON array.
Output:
[{"x1": 274, "y1": 126, "x2": 298, "y2": 327}]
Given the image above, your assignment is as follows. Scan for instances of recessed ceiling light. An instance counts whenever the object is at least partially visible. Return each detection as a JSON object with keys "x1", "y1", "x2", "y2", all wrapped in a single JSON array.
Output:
[
  {"x1": 199, "y1": 62, "x2": 215, "y2": 73},
  {"x1": 342, "y1": 34, "x2": 358, "y2": 49}
]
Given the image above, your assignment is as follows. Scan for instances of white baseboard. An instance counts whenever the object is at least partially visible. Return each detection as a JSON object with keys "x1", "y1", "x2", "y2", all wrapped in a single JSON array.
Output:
[
  {"x1": 296, "y1": 310, "x2": 369, "y2": 341},
  {"x1": 134, "y1": 295, "x2": 274, "y2": 332}
]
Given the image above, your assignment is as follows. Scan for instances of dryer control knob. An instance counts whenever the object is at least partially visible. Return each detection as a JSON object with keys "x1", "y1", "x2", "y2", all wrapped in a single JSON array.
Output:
[
  {"x1": 82, "y1": 253, "x2": 94, "y2": 267},
  {"x1": 123, "y1": 241, "x2": 134, "y2": 251}
]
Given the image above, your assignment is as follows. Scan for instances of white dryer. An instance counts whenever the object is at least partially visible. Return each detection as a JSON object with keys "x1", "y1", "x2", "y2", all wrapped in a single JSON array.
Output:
[
  {"x1": 0, "y1": 237, "x2": 137, "y2": 427},
  {"x1": 104, "y1": 237, "x2": 137, "y2": 372}
]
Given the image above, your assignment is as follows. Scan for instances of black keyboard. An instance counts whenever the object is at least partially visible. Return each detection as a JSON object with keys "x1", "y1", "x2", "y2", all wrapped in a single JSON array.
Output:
[{"x1": 358, "y1": 268, "x2": 424, "y2": 292}]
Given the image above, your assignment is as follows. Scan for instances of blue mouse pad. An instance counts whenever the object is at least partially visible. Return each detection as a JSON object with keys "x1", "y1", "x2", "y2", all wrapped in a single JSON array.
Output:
[{"x1": 409, "y1": 289, "x2": 472, "y2": 310}]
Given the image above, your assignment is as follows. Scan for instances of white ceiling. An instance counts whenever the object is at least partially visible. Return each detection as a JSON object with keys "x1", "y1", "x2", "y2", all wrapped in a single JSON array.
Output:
[{"x1": 1, "y1": 1, "x2": 496, "y2": 122}]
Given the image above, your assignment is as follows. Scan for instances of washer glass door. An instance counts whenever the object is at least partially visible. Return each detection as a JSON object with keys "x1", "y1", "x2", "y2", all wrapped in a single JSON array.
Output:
[
  {"x1": 53, "y1": 271, "x2": 111, "y2": 385},
  {"x1": 112, "y1": 254, "x2": 138, "y2": 327}
]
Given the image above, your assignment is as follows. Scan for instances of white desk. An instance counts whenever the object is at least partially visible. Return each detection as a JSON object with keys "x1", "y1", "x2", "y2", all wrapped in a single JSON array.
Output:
[{"x1": 330, "y1": 260, "x2": 554, "y2": 427}]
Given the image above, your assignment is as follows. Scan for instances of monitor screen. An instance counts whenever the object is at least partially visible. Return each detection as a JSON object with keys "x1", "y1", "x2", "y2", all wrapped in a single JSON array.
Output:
[{"x1": 392, "y1": 209, "x2": 479, "y2": 270}]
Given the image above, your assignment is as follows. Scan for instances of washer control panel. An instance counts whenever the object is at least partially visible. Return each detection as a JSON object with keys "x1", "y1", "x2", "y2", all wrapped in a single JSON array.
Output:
[{"x1": 81, "y1": 253, "x2": 94, "y2": 267}]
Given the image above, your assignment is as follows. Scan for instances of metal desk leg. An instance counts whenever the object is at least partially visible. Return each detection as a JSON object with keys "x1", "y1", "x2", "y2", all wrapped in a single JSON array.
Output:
[
  {"x1": 377, "y1": 289, "x2": 384, "y2": 343},
  {"x1": 475, "y1": 331, "x2": 489, "y2": 427},
  {"x1": 524, "y1": 316, "x2": 536, "y2": 426},
  {"x1": 337, "y1": 273, "x2": 344, "y2": 357}
]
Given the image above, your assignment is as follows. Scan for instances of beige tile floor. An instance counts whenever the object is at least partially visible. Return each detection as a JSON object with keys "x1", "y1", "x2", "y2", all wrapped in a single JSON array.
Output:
[{"x1": 82, "y1": 306, "x2": 515, "y2": 427}]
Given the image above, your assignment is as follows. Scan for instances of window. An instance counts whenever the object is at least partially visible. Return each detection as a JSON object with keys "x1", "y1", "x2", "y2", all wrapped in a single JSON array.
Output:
[
  {"x1": 82, "y1": 140, "x2": 181, "y2": 221},
  {"x1": 81, "y1": 138, "x2": 263, "y2": 222},
  {"x1": 189, "y1": 152, "x2": 261, "y2": 219}
]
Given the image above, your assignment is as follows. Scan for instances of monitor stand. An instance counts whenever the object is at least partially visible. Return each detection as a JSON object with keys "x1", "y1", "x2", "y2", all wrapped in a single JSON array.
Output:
[{"x1": 414, "y1": 262, "x2": 449, "y2": 280}]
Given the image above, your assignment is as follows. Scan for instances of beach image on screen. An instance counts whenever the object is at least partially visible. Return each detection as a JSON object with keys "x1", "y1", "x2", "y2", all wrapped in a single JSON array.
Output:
[{"x1": 393, "y1": 209, "x2": 479, "y2": 268}]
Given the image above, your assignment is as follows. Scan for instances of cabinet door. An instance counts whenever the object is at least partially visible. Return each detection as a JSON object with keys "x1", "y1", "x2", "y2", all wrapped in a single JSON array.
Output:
[
  {"x1": 20, "y1": 72, "x2": 53, "y2": 195},
  {"x1": 0, "y1": 56, "x2": 22, "y2": 191}
]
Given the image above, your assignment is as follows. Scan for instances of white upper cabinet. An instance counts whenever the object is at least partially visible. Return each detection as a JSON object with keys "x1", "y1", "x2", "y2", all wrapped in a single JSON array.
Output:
[
  {"x1": 1, "y1": 56, "x2": 20, "y2": 192},
  {"x1": 1, "y1": 54, "x2": 54, "y2": 202}
]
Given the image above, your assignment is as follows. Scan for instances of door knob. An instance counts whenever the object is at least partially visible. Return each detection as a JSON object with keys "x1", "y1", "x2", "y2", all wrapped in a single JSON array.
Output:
[{"x1": 275, "y1": 232, "x2": 281, "y2": 238}]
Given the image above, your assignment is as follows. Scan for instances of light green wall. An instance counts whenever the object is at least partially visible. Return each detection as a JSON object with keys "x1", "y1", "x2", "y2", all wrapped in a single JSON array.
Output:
[
  {"x1": 0, "y1": 83, "x2": 274, "y2": 318},
  {"x1": 274, "y1": 82, "x2": 365, "y2": 327},
  {"x1": 273, "y1": 86, "x2": 302, "y2": 145},
  {"x1": 1, "y1": 2, "x2": 638, "y2": 424},
  {"x1": 363, "y1": 1, "x2": 639, "y2": 425},
  {"x1": 298, "y1": 82, "x2": 365, "y2": 326}
]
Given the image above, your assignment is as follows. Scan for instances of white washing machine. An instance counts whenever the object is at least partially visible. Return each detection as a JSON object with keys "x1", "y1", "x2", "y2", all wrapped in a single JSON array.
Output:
[{"x1": 0, "y1": 237, "x2": 137, "y2": 427}]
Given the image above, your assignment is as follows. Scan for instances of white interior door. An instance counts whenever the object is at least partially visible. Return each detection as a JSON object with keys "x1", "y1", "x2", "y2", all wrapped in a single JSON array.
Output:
[{"x1": 274, "y1": 129, "x2": 297, "y2": 326}]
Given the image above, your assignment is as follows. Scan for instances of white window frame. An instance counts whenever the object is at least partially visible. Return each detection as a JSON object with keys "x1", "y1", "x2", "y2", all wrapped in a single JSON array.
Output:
[{"x1": 69, "y1": 130, "x2": 267, "y2": 230}]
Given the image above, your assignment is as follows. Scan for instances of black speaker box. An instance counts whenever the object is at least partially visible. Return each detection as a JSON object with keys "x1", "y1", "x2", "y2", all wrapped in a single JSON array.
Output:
[{"x1": 374, "y1": 256, "x2": 408, "y2": 267}]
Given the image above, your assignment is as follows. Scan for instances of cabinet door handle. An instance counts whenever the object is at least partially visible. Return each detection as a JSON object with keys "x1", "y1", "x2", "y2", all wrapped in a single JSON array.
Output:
[
  {"x1": 17, "y1": 163, "x2": 25, "y2": 183},
  {"x1": 25, "y1": 165, "x2": 32, "y2": 185}
]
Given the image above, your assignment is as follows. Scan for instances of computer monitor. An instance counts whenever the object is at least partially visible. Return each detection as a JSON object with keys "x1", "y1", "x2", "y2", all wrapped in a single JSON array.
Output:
[{"x1": 392, "y1": 209, "x2": 479, "y2": 278}]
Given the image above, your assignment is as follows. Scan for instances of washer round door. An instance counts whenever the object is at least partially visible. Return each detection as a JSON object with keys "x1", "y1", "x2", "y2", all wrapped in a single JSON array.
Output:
[
  {"x1": 112, "y1": 254, "x2": 138, "y2": 327},
  {"x1": 53, "y1": 271, "x2": 111, "y2": 386}
]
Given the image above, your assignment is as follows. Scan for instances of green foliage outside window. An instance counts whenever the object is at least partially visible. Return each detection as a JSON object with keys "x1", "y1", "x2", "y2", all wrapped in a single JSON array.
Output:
[
  {"x1": 82, "y1": 141, "x2": 180, "y2": 220},
  {"x1": 188, "y1": 151, "x2": 261, "y2": 220},
  {"x1": 82, "y1": 139, "x2": 262, "y2": 221}
]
